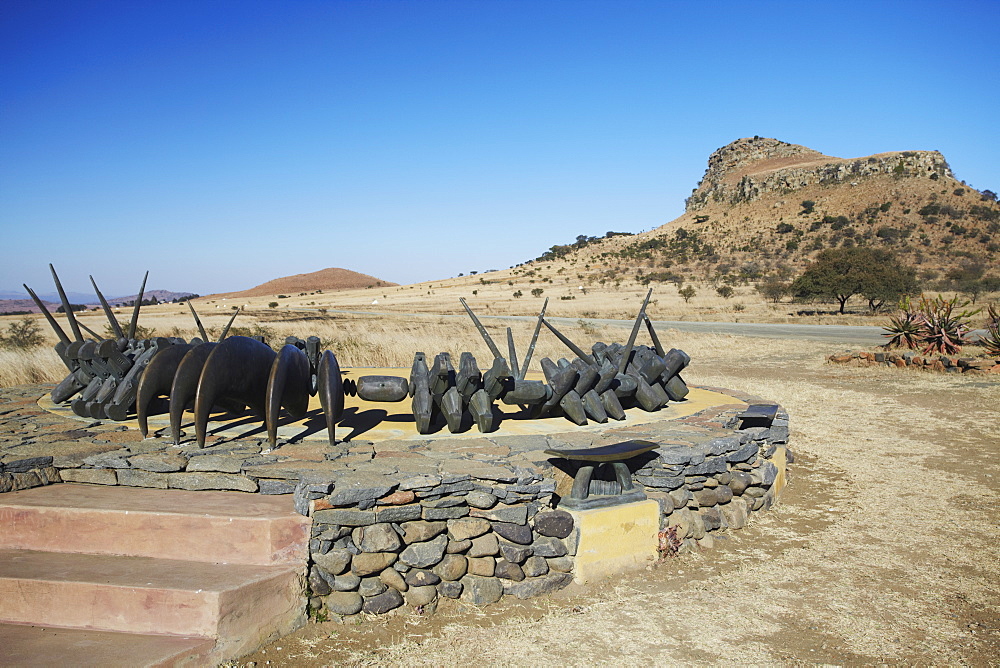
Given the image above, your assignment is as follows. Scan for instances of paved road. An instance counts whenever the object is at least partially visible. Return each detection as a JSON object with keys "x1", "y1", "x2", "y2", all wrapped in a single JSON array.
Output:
[{"x1": 312, "y1": 308, "x2": 887, "y2": 346}]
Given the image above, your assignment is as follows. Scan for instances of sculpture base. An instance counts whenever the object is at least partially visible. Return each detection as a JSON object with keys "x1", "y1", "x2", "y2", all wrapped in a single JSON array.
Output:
[
  {"x1": 566, "y1": 499, "x2": 659, "y2": 584},
  {"x1": 558, "y1": 487, "x2": 647, "y2": 510}
]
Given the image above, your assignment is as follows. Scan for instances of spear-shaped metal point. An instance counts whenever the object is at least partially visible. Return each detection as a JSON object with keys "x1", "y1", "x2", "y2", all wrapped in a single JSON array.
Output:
[
  {"x1": 616, "y1": 288, "x2": 653, "y2": 375},
  {"x1": 643, "y1": 314, "x2": 665, "y2": 357},
  {"x1": 76, "y1": 320, "x2": 101, "y2": 339},
  {"x1": 519, "y1": 297, "x2": 548, "y2": 380},
  {"x1": 541, "y1": 317, "x2": 593, "y2": 363},
  {"x1": 49, "y1": 264, "x2": 83, "y2": 342},
  {"x1": 127, "y1": 271, "x2": 149, "y2": 340},
  {"x1": 219, "y1": 306, "x2": 241, "y2": 341},
  {"x1": 506, "y1": 327, "x2": 520, "y2": 379},
  {"x1": 459, "y1": 297, "x2": 503, "y2": 360},
  {"x1": 90, "y1": 275, "x2": 124, "y2": 339},
  {"x1": 23, "y1": 283, "x2": 70, "y2": 345},
  {"x1": 187, "y1": 301, "x2": 209, "y2": 341}
]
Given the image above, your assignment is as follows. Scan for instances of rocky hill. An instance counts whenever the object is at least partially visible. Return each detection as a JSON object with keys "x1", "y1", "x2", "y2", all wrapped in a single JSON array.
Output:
[
  {"x1": 207, "y1": 267, "x2": 397, "y2": 300},
  {"x1": 529, "y1": 137, "x2": 999, "y2": 286}
]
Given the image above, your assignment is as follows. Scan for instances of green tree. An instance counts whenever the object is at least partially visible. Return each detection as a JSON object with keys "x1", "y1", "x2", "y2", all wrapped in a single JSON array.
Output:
[
  {"x1": 678, "y1": 285, "x2": 696, "y2": 303},
  {"x1": 530, "y1": 288, "x2": 544, "y2": 298},
  {"x1": 791, "y1": 248, "x2": 917, "y2": 314},
  {"x1": 715, "y1": 285, "x2": 734, "y2": 299}
]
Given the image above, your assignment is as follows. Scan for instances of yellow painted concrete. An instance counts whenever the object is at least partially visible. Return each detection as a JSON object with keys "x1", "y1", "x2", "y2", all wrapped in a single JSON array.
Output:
[
  {"x1": 38, "y1": 368, "x2": 745, "y2": 443},
  {"x1": 567, "y1": 499, "x2": 660, "y2": 583},
  {"x1": 771, "y1": 445, "x2": 788, "y2": 499}
]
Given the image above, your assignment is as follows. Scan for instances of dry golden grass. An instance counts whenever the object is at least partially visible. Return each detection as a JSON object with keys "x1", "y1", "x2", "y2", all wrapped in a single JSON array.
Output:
[{"x1": 0, "y1": 348, "x2": 65, "y2": 387}]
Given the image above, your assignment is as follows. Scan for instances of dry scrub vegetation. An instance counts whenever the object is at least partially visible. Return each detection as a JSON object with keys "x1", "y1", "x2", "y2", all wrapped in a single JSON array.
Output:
[{"x1": 227, "y1": 332, "x2": 999, "y2": 666}]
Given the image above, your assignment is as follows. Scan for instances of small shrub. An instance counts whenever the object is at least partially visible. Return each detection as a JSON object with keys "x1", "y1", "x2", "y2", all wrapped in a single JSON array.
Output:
[
  {"x1": 776, "y1": 222, "x2": 795, "y2": 234},
  {"x1": 0, "y1": 317, "x2": 45, "y2": 350},
  {"x1": 757, "y1": 278, "x2": 790, "y2": 303},
  {"x1": 512, "y1": 290, "x2": 523, "y2": 298},
  {"x1": 268, "y1": 302, "x2": 279, "y2": 308},
  {"x1": 800, "y1": 200, "x2": 815, "y2": 215},
  {"x1": 733, "y1": 303, "x2": 746, "y2": 312},
  {"x1": 716, "y1": 285, "x2": 734, "y2": 299},
  {"x1": 530, "y1": 288, "x2": 544, "y2": 298},
  {"x1": 104, "y1": 320, "x2": 156, "y2": 340}
]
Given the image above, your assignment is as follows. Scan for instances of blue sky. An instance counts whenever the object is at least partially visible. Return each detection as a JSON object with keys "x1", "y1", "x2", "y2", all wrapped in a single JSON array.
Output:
[{"x1": 2, "y1": 0, "x2": 997, "y2": 296}]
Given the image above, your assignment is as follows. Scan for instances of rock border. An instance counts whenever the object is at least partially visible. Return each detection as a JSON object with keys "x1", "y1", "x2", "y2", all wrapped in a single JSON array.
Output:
[
  {"x1": 828, "y1": 350, "x2": 1000, "y2": 374},
  {"x1": 0, "y1": 383, "x2": 791, "y2": 616}
]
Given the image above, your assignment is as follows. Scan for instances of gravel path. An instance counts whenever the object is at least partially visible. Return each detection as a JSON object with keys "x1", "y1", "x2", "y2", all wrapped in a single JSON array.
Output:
[{"x1": 233, "y1": 335, "x2": 999, "y2": 666}]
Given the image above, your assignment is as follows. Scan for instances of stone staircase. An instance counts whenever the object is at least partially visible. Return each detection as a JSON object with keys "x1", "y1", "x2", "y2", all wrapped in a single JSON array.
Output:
[{"x1": 0, "y1": 484, "x2": 311, "y2": 667}]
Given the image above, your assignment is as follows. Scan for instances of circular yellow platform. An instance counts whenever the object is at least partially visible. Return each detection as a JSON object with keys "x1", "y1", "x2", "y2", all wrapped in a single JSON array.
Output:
[{"x1": 38, "y1": 368, "x2": 744, "y2": 443}]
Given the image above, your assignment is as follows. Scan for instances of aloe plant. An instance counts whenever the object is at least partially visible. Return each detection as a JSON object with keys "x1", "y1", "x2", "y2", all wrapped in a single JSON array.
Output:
[
  {"x1": 915, "y1": 295, "x2": 980, "y2": 355},
  {"x1": 982, "y1": 304, "x2": 1000, "y2": 355},
  {"x1": 882, "y1": 310, "x2": 925, "y2": 349}
]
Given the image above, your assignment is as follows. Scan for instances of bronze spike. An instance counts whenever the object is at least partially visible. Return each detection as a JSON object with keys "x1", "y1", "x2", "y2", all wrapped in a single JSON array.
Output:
[
  {"x1": 459, "y1": 297, "x2": 503, "y2": 359},
  {"x1": 506, "y1": 327, "x2": 520, "y2": 379},
  {"x1": 518, "y1": 297, "x2": 548, "y2": 380},
  {"x1": 127, "y1": 271, "x2": 148, "y2": 339},
  {"x1": 187, "y1": 301, "x2": 209, "y2": 341},
  {"x1": 616, "y1": 288, "x2": 653, "y2": 375},
  {"x1": 643, "y1": 314, "x2": 666, "y2": 357},
  {"x1": 219, "y1": 306, "x2": 240, "y2": 341},
  {"x1": 89, "y1": 275, "x2": 125, "y2": 339},
  {"x1": 49, "y1": 264, "x2": 83, "y2": 341},
  {"x1": 541, "y1": 317, "x2": 593, "y2": 363},
  {"x1": 23, "y1": 283, "x2": 70, "y2": 345},
  {"x1": 76, "y1": 320, "x2": 102, "y2": 339}
]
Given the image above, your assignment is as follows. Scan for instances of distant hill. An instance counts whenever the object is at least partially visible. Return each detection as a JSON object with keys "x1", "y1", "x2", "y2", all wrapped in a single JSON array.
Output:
[
  {"x1": 207, "y1": 267, "x2": 397, "y2": 299},
  {"x1": 0, "y1": 289, "x2": 196, "y2": 314},
  {"x1": 104, "y1": 290, "x2": 197, "y2": 306},
  {"x1": 528, "y1": 136, "x2": 999, "y2": 285}
]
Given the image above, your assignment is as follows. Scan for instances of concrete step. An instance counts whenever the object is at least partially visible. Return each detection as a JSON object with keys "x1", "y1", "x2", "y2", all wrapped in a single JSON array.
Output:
[
  {"x1": 0, "y1": 623, "x2": 216, "y2": 668},
  {"x1": 0, "y1": 483, "x2": 310, "y2": 566},
  {"x1": 0, "y1": 548, "x2": 306, "y2": 660}
]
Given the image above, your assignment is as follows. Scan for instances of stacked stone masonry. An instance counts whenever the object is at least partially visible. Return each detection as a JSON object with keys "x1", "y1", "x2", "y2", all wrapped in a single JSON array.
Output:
[
  {"x1": 0, "y1": 383, "x2": 791, "y2": 617},
  {"x1": 828, "y1": 350, "x2": 1000, "y2": 374}
]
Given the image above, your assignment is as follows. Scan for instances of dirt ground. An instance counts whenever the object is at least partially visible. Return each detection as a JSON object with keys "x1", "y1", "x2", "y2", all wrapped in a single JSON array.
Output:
[{"x1": 232, "y1": 335, "x2": 998, "y2": 665}]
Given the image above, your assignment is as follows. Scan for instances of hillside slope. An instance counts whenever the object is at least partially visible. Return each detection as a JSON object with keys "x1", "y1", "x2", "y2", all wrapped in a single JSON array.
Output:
[{"x1": 531, "y1": 137, "x2": 999, "y2": 286}]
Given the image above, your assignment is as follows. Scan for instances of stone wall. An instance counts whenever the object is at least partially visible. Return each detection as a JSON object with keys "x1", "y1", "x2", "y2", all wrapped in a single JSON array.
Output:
[
  {"x1": 0, "y1": 383, "x2": 791, "y2": 618},
  {"x1": 828, "y1": 350, "x2": 1000, "y2": 374},
  {"x1": 274, "y1": 401, "x2": 791, "y2": 618}
]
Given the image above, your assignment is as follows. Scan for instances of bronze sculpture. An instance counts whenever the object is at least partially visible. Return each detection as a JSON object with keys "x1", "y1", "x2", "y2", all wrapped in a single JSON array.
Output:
[{"x1": 27, "y1": 267, "x2": 690, "y2": 449}]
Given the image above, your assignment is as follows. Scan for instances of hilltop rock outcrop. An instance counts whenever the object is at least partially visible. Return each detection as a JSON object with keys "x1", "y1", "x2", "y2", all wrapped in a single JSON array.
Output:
[{"x1": 686, "y1": 137, "x2": 953, "y2": 210}]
